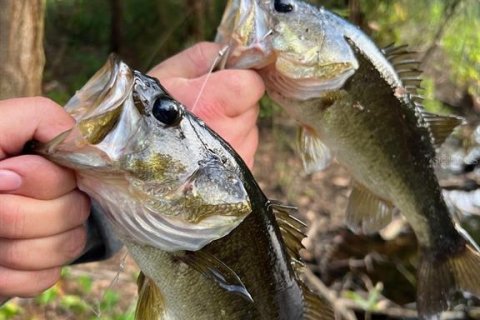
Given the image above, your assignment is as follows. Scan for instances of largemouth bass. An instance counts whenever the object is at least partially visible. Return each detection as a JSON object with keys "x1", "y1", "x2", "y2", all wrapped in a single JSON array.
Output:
[
  {"x1": 37, "y1": 56, "x2": 333, "y2": 320},
  {"x1": 216, "y1": 0, "x2": 480, "y2": 318}
]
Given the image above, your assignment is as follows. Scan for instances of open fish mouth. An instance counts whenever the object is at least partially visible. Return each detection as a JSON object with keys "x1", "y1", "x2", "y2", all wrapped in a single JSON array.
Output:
[
  {"x1": 38, "y1": 55, "x2": 252, "y2": 252},
  {"x1": 216, "y1": 0, "x2": 273, "y2": 69}
]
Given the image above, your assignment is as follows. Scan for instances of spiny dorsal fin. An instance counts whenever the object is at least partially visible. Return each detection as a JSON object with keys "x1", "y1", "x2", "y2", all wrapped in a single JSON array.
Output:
[
  {"x1": 421, "y1": 111, "x2": 464, "y2": 149},
  {"x1": 302, "y1": 284, "x2": 335, "y2": 320},
  {"x1": 176, "y1": 251, "x2": 253, "y2": 302},
  {"x1": 270, "y1": 200, "x2": 307, "y2": 268},
  {"x1": 346, "y1": 181, "x2": 394, "y2": 234},
  {"x1": 382, "y1": 44, "x2": 423, "y2": 97},
  {"x1": 136, "y1": 272, "x2": 165, "y2": 320},
  {"x1": 298, "y1": 126, "x2": 332, "y2": 174},
  {"x1": 270, "y1": 201, "x2": 335, "y2": 319}
]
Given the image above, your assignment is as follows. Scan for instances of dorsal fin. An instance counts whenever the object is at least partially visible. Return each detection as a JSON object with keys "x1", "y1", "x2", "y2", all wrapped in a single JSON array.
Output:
[
  {"x1": 383, "y1": 44, "x2": 423, "y2": 97},
  {"x1": 302, "y1": 284, "x2": 335, "y2": 320},
  {"x1": 269, "y1": 200, "x2": 307, "y2": 268},
  {"x1": 421, "y1": 111, "x2": 464, "y2": 149},
  {"x1": 269, "y1": 200, "x2": 335, "y2": 319}
]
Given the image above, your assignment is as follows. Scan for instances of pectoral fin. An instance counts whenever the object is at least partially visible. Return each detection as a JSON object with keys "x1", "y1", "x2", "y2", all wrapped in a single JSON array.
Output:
[
  {"x1": 177, "y1": 251, "x2": 253, "y2": 303},
  {"x1": 136, "y1": 272, "x2": 165, "y2": 320},
  {"x1": 346, "y1": 182, "x2": 394, "y2": 234},
  {"x1": 298, "y1": 126, "x2": 332, "y2": 174}
]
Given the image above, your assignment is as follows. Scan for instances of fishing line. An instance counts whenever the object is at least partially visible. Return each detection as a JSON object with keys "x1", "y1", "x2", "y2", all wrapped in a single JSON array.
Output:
[
  {"x1": 91, "y1": 251, "x2": 129, "y2": 318},
  {"x1": 190, "y1": 45, "x2": 230, "y2": 114}
]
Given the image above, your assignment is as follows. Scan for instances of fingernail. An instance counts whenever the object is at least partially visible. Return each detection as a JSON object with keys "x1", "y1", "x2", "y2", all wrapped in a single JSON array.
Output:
[{"x1": 0, "y1": 170, "x2": 22, "y2": 191}]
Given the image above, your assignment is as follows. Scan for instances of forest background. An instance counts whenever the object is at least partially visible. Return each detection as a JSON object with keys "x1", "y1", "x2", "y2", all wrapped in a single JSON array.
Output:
[{"x1": 0, "y1": 0, "x2": 479, "y2": 319}]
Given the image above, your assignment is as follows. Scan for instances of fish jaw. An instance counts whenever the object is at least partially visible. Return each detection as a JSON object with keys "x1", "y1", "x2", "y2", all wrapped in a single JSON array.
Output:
[
  {"x1": 216, "y1": 0, "x2": 273, "y2": 69},
  {"x1": 38, "y1": 56, "x2": 253, "y2": 252}
]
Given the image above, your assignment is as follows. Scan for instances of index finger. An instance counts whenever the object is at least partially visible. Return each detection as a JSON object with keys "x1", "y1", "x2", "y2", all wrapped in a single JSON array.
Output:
[
  {"x1": 148, "y1": 42, "x2": 224, "y2": 80},
  {"x1": 0, "y1": 97, "x2": 74, "y2": 159}
]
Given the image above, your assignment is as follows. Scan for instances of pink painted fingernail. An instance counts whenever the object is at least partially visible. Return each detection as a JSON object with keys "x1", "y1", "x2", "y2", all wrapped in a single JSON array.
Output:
[{"x1": 0, "y1": 170, "x2": 22, "y2": 191}]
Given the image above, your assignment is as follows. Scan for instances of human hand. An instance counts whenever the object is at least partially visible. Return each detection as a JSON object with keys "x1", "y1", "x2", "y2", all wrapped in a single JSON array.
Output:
[
  {"x1": 0, "y1": 97, "x2": 90, "y2": 300},
  {"x1": 148, "y1": 42, "x2": 265, "y2": 168}
]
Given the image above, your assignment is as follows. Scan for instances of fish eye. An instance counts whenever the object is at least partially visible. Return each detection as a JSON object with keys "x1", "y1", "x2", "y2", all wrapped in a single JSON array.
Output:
[
  {"x1": 274, "y1": 0, "x2": 294, "y2": 13},
  {"x1": 151, "y1": 97, "x2": 182, "y2": 126}
]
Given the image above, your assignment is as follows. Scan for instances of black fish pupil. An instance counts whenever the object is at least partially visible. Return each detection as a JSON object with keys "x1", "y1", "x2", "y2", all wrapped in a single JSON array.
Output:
[
  {"x1": 152, "y1": 97, "x2": 180, "y2": 126},
  {"x1": 274, "y1": 0, "x2": 293, "y2": 13}
]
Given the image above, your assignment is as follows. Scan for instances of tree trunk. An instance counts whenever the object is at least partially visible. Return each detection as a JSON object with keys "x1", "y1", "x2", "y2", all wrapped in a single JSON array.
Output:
[
  {"x1": 186, "y1": 0, "x2": 206, "y2": 41},
  {"x1": 0, "y1": 0, "x2": 45, "y2": 99},
  {"x1": 109, "y1": 0, "x2": 122, "y2": 54}
]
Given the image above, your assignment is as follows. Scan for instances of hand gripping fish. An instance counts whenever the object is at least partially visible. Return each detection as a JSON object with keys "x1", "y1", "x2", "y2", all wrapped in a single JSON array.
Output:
[
  {"x1": 216, "y1": 0, "x2": 480, "y2": 318},
  {"x1": 37, "y1": 56, "x2": 333, "y2": 320}
]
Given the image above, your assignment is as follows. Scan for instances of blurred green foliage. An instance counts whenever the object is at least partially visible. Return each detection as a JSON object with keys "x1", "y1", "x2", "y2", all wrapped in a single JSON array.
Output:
[
  {"x1": 0, "y1": 266, "x2": 136, "y2": 320},
  {"x1": 360, "y1": 0, "x2": 480, "y2": 105}
]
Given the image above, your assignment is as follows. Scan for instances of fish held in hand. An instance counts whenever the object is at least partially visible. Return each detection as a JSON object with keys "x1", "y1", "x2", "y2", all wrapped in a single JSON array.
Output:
[
  {"x1": 217, "y1": 0, "x2": 480, "y2": 318},
  {"x1": 38, "y1": 55, "x2": 333, "y2": 320}
]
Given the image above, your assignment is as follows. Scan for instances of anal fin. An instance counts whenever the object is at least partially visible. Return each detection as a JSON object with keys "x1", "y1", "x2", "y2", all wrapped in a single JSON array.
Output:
[
  {"x1": 298, "y1": 126, "x2": 332, "y2": 174},
  {"x1": 136, "y1": 272, "x2": 165, "y2": 320},
  {"x1": 346, "y1": 182, "x2": 394, "y2": 234}
]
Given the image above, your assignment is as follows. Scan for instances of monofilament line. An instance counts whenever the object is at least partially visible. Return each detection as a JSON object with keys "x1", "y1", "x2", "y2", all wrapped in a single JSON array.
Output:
[{"x1": 190, "y1": 45, "x2": 230, "y2": 113}]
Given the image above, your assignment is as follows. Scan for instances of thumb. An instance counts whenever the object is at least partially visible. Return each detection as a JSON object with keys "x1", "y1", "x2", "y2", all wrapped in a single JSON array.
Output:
[{"x1": 0, "y1": 97, "x2": 74, "y2": 159}]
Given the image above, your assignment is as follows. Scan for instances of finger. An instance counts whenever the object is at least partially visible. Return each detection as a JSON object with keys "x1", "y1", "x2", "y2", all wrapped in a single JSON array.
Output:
[
  {"x1": 0, "y1": 225, "x2": 86, "y2": 271},
  {"x1": 148, "y1": 42, "x2": 225, "y2": 80},
  {"x1": 235, "y1": 126, "x2": 259, "y2": 169},
  {"x1": 0, "y1": 191, "x2": 90, "y2": 239},
  {"x1": 0, "y1": 97, "x2": 74, "y2": 158},
  {"x1": 0, "y1": 266, "x2": 60, "y2": 297},
  {"x1": 199, "y1": 104, "x2": 259, "y2": 146},
  {"x1": 0, "y1": 155, "x2": 76, "y2": 200},
  {"x1": 163, "y1": 69, "x2": 265, "y2": 118}
]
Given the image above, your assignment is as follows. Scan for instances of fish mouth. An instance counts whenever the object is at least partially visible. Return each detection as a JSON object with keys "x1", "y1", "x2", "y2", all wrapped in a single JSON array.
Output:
[
  {"x1": 39, "y1": 55, "x2": 145, "y2": 168},
  {"x1": 216, "y1": 0, "x2": 273, "y2": 69}
]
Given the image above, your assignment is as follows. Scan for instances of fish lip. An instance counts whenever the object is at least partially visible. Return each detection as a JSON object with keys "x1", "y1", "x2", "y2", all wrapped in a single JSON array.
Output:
[
  {"x1": 216, "y1": 0, "x2": 273, "y2": 69},
  {"x1": 65, "y1": 54, "x2": 134, "y2": 123}
]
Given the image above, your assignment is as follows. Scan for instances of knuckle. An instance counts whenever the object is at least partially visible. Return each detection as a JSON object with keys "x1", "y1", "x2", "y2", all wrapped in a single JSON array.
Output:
[
  {"x1": 0, "y1": 198, "x2": 25, "y2": 238},
  {"x1": 0, "y1": 241, "x2": 22, "y2": 268},
  {"x1": 0, "y1": 268, "x2": 11, "y2": 292},
  {"x1": 0, "y1": 267, "x2": 60, "y2": 297},
  {"x1": 75, "y1": 192, "x2": 91, "y2": 222},
  {"x1": 62, "y1": 226, "x2": 87, "y2": 261},
  {"x1": 25, "y1": 268, "x2": 61, "y2": 297},
  {"x1": 188, "y1": 42, "x2": 218, "y2": 71},
  {"x1": 33, "y1": 96, "x2": 57, "y2": 110}
]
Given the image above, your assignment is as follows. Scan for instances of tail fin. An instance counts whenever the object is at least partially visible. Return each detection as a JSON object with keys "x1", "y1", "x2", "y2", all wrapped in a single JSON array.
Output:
[{"x1": 417, "y1": 244, "x2": 480, "y2": 319}]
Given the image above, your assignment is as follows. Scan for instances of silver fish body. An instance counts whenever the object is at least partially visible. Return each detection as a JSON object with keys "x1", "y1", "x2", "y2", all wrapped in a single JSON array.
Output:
[{"x1": 38, "y1": 56, "x2": 333, "y2": 320}]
